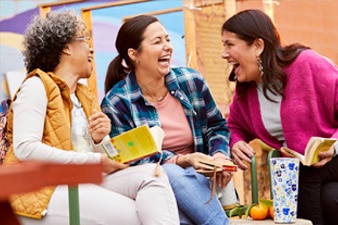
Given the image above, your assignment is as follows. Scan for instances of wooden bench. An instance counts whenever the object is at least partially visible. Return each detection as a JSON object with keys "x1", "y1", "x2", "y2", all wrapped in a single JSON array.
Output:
[{"x1": 0, "y1": 161, "x2": 103, "y2": 225}]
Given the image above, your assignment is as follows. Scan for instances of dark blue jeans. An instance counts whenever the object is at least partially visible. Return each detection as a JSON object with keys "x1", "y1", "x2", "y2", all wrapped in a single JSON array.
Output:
[{"x1": 297, "y1": 156, "x2": 338, "y2": 225}]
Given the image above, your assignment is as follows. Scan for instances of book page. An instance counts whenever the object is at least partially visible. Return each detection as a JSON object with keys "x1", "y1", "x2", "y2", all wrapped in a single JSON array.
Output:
[
  {"x1": 280, "y1": 147, "x2": 305, "y2": 165},
  {"x1": 303, "y1": 137, "x2": 321, "y2": 165},
  {"x1": 149, "y1": 126, "x2": 165, "y2": 151},
  {"x1": 308, "y1": 138, "x2": 336, "y2": 165},
  {"x1": 283, "y1": 137, "x2": 336, "y2": 166}
]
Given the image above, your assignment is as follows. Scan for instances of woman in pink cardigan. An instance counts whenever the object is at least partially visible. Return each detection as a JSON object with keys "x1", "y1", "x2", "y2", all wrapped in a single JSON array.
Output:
[{"x1": 221, "y1": 9, "x2": 338, "y2": 225}]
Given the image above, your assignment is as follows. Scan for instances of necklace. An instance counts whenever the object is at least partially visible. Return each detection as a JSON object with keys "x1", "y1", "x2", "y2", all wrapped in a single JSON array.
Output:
[
  {"x1": 140, "y1": 85, "x2": 168, "y2": 102},
  {"x1": 148, "y1": 91, "x2": 168, "y2": 102}
]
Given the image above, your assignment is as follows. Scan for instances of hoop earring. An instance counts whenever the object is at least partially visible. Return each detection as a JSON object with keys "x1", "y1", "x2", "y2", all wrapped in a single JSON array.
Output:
[{"x1": 257, "y1": 58, "x2": 264, "y2": 77}]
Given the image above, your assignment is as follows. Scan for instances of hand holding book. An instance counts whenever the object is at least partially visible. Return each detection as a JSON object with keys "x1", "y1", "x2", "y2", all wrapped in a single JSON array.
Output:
[
  {"x1": 195, "y1": 156, "x2": 237, "y2": 204},
  {"x1": 102, "y1": 124, "x2": 164, "y2": 164},
  {"x1": 280, "y1": 137, "x2": 336, "y2": 166},
  {"x1": 196, "y1": 157, "x2": 237, "y2": 177}
]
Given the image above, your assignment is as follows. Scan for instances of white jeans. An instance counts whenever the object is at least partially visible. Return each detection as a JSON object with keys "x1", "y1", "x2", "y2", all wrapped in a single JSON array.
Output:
[{"x1": 19, "y1": 163, "x2": 179, "y2": 225}]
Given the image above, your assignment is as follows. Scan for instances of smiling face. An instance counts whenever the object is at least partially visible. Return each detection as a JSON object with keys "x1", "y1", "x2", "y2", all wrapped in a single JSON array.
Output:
[
  {"x1": 129, "y1": 21, "x2": 173, "y2": 79},
  {"x1": 221, "y1": 30, "x2": 263, "y2": 83},
  {"x1": 68, "y1": 28, "x2": 94, "y2": 79}
]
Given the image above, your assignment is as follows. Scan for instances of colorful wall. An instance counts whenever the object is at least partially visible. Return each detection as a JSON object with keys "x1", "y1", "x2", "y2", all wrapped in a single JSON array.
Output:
[
  {"x1": 0, "y1": 0, "x2": 186, "y2": 102},
  {"x1": 1, "y1": 0, "x2": 337, "y2": 110}
]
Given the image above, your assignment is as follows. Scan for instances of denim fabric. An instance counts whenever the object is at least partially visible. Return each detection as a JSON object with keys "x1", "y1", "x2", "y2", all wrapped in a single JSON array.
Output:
[{"x1": 163, "y1": 164, "x2": 229, "y2": 225}]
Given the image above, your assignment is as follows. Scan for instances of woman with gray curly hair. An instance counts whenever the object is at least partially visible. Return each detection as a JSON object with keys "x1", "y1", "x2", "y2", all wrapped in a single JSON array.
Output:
[{"x1": 3, "y1": 10, "x2": 179, "y2": 225}]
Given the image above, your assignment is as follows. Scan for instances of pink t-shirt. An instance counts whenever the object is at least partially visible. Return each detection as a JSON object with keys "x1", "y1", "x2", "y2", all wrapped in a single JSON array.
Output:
[{"x1": 151, "y1": 93, "x2": 194, "y2": 155}]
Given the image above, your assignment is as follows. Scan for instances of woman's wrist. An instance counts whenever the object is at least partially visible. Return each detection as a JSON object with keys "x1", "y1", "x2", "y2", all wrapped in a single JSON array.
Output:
[
  {"x1": 175, "y1": 154, "x2": 183, "y2": 165},
  {"x1": 92, "y1": 135, "x2": 110, "y2": 145},
  {"x1": 176, "y1": 154, "x2": 190, "y2": 168}
]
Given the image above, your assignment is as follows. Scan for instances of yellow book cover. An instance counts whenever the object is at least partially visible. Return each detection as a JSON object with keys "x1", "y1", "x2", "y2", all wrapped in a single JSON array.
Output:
[
  {"x1": 103, "y1": 124, "x2": 165, "y2": 163},
  {"x1": 280, "y1": 137, "x2": 336, "y2": 166}
]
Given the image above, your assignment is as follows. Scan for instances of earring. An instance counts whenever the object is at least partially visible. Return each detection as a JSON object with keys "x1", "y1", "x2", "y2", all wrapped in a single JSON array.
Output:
[
  {"x1": 136, "y1": 60, "x2": 140, "y2": 64},
  {"x1": 257, "y1": 58, "x2": 264, "y2": 77}
]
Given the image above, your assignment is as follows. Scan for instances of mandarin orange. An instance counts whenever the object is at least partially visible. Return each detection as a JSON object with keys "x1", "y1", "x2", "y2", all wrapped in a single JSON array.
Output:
[
  {"x1": 268, "y1": 206, "x2": 274, "y2": 219},
  {"x1": 249, "y1": 203, "x2": 269, "y2": 220}
]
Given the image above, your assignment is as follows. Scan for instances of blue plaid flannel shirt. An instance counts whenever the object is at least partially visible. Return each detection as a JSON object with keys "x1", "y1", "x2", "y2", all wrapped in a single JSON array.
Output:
[{"x1": 101, "y1": 66, "x2": 230, "y2": 165}]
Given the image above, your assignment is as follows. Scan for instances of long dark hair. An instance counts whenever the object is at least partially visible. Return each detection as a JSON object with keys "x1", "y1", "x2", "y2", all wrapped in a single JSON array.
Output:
[
  {"x1": 104, "y1": 15, "x2": 159, "y2": 94},
  {"x1": 222, "y1": 9, "x2": 310, "y2": 101}
]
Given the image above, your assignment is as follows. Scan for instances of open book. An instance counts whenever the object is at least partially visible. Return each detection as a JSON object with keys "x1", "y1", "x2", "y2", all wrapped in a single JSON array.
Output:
[
  {"x1": 102, "y1": 124, "x2": 164, "y2": 163},
  {"x1": 196, "y1": 158, "x2": 237, "y2": 176},
  {"x1": 280, "y1": 137, "x2": 336, "y2": 166}
]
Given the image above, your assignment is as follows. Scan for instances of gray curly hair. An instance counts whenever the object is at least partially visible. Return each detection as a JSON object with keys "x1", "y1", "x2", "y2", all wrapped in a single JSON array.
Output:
[{"x1": 22, "y1": 10, "x2": 86, "y2": 73}]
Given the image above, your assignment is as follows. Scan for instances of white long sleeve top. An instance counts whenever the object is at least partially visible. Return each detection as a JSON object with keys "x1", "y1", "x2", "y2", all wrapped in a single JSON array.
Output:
[{"x1": 12, "y1": 76, "x2": 104, "y2": 164}]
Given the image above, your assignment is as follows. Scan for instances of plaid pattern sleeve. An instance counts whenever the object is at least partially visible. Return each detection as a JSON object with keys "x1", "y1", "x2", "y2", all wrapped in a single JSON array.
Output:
[{"x1": 100, "y1": 66, "x2": 231, "y2": 165}]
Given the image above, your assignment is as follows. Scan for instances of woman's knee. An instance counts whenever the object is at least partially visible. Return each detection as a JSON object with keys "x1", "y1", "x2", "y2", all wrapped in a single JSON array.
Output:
[
  {"x1": 321, "y1": 182, "x2": 338, "y2": 206},
  {"x1": 321, "y1": 182, "x2": 338, "y2": 225},
  {"x1": 162, "y1": 163, "x2": 184, "y2": 179},
  {"x1": 162, "y1": 164, "x2": 210, "y2": 188}
]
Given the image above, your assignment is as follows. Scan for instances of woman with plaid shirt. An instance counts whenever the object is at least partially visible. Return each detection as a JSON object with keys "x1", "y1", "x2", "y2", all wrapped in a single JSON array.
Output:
[{"x1": 101, "y1": 15, "x2": 232, "y2": 225}]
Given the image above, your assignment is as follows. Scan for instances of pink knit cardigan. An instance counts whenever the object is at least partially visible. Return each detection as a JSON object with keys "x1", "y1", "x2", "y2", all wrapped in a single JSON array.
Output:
[{"x1": 228, "y1": 50, "x2": 338, "y2": 155}]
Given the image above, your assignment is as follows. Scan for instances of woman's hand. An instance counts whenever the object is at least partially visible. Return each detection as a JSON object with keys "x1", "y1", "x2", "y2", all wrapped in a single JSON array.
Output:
[
  {"x1": 313, "y1": 146, "x2": 335, "y2": 168},
  {"x1": 213, "y1": 157, "x2": 233, "y2": 188},
  {"x1": 215, "y1": 170, "x2": 232, "y2": 188},
  {"x1": 88, "y1": 110, "x2": 111, "y2": 144},
  {"x1": 100, "y1": 154, "x2": 129, "y2": 174},
  {"x1": 231, "y1": 140, "x2": 255, "y2": 170},
  {"x1": 210, "y1": 153, "x2": 234, "y2": 188},
  {"x1": 176, "y1": 152, "x2": 233, "y2": 188}
]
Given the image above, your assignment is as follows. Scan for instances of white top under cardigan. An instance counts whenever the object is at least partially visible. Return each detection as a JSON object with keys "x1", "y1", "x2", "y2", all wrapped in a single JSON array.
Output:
[{"x1": 12, "y1": 76, "x2": 106, "y2": 164}]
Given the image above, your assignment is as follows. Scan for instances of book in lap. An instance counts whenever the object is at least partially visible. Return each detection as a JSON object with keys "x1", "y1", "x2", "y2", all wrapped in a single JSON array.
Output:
[
  {"x1": 280, "y1": 137, "x2": 336, "y2": 166},
  {"x1": 196, "y1": 158, "x2": 237, "y2": 176},
  {"x1": 102, "y1": 124, "x2": 164, "y2": 163}
]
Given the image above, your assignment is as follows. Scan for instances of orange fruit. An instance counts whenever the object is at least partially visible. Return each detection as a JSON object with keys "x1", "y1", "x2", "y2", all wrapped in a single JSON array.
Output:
[
  {"x1": 249, "y1": 203, "x2": 269, "y2": 220},
  {"x1": 268, "y1": 206, "x2": 274, "y2": 219}
]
